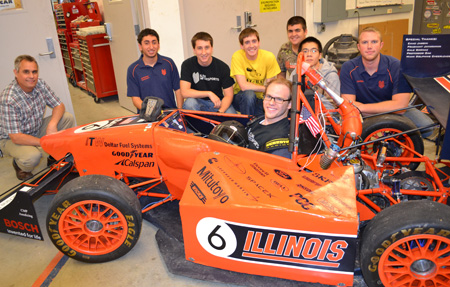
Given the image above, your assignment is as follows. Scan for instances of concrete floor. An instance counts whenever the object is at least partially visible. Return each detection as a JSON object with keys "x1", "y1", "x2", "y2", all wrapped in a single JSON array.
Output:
[
  {"x1": 0, "y1": 84, "x2": 238, "y2": 287},
  {"x1": 0, "y1": 84, "x2": 443, "y2": 287}
]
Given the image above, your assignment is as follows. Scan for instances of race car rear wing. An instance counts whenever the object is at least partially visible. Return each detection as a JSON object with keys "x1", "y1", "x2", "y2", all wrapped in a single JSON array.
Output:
[{"x1": 0, "y1": 155, "x2": 74, "y2": 240}]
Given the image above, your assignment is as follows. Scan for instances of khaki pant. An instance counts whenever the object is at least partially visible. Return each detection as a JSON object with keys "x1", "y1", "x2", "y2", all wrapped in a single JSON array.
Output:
[{"x1": 0, "y1": 112, "x2": 75, "y2": 172}]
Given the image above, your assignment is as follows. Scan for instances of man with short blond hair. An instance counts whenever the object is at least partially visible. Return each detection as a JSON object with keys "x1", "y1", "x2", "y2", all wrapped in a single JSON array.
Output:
[
  {"x1": 247, "y1": 78, "x2": 292, "y2": 158},
  {"x1": 340, "y1": 26, "x2": 433, "y2": 137},
  {"x1": 231, "y1": 28, "x2": 280, "y2": 116}
]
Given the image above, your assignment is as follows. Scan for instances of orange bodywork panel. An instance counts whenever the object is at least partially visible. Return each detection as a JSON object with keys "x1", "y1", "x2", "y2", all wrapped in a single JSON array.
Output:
[
  {"x1": 154, "y1": 124, "x2": 297, "y2": 200},
  {"x1": 180, "y1": 152, "x2": 358, "y2": 286},
  {"x1": 41, "y1": 116, "x2": 160, "y2": 178}
]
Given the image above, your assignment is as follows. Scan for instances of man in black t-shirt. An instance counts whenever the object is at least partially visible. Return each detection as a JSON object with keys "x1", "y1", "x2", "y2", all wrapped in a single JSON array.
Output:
[
  {"x1": 180, "y1": 32, "x2": 236, "y2": 113},
  {"x1": 247, "y1": 78, "x2": 292, "y2": 158}
]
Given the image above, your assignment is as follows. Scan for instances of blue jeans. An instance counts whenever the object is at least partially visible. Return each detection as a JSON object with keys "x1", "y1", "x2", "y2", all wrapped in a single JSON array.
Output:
[
  {"x1": 403, "y1": 107, "x2": 435, "y2": 139},
  {"x1": 183, "y1": 98, "x2": 236, "y2": 113},
  {"x1": 232, "y1": 90, "x2": 264, "y2": 116}
]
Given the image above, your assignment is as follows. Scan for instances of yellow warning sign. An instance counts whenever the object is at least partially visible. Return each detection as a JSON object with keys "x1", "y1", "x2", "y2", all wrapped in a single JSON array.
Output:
[
  {"x1": 260, "y1": 0, "x2": 280, "y2": 13},
  {"x1": 0, "y1": 0, "x2": 22, "y2": 12}
]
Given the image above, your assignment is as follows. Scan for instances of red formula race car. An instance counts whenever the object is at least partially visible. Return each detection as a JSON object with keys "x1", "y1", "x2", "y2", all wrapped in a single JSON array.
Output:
[{"x1": 1, "y1": 59, "x2": 449, "y2": 287}]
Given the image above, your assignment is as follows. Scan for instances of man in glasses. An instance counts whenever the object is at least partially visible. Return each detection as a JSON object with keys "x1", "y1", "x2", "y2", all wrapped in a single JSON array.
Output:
[
  {"x1": 247, "y1": 78, "x2": 292, "y2": 158},
  {"x1": 277, "y1": 16, "x2": 308, "y2": 79},
  {"x1": 290, "y1": 37, "x2": 340, "y2": 112}
]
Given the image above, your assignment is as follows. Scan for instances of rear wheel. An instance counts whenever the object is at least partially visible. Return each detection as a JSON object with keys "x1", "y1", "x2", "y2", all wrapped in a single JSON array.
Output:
[
  {"x1": 361, "y1": 114, "x2": 424, "y2": 170},
  {"x1": 46, "y1": 174, "x2": 142, "y2": 263},
  {"x1": 360, "y1": 200, "x2": 450, "y2": 287}
]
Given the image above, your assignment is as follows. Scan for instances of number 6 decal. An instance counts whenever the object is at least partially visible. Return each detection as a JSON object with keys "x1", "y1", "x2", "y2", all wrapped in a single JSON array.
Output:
[
  {"x1": 196, "y1": 217, "x2": 237, "y2": 258},
  {"x1": 208, "y1": 225, "x2": 226, "y2": 250}
]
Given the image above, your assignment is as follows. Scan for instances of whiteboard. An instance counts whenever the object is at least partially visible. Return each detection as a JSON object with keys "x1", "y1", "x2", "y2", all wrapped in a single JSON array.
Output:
[{"x1": 356, "y1": 0, "x2": 404, "y2": 8}]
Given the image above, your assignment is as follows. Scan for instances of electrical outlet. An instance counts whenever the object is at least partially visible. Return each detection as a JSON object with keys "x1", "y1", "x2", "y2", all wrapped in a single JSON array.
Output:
[
  {"x1": 317, "y1": 23, "x2": 326, "y2": 33},
  {"x1": 387, "y1": 8, "x2": 393, "y2": 13}
]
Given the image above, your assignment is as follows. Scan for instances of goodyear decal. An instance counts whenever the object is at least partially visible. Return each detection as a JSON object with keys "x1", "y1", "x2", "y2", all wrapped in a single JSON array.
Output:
[{"x1": 196, "y1": 217, "x2": 356, "y2": 274}]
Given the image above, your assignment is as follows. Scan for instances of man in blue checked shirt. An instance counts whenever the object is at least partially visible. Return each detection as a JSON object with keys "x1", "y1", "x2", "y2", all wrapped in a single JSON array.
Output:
[{"x1": 0, "y1": 55, "x2": 75, "y2": 180}]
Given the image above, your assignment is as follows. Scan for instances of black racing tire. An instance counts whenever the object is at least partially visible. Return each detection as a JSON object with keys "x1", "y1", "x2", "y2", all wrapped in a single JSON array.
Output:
[
  {"x1": 46, "y1": 174, "x2": 142, "y2": 263},
  {"x1": 360, "y1": 200, "x2": 450, "y2": 287},
  {"x1": 361, "y1": 114, "x2": 424, "y2": 170}
]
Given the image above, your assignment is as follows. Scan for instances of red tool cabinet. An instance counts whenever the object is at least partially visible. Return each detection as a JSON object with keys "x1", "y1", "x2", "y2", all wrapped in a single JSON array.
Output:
[
  {"x1": 78, "y1": 34, "x2": 117, "y2": 102},
  {"x1": 57, "y1": 29, "x2": 73, "y2": 81},
  {"x1": 54, "y1": 2, "x2": 99, "y2": 79}
]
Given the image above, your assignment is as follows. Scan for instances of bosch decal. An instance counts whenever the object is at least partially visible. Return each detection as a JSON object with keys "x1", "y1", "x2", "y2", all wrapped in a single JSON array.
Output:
[
  {"x1": 3, "y1": 219, "x2": 39, "y2": 233},
  {"x1": 0, "y1": 191, "x2": 43, "y2": 240},
  {"x1": 196, "y1": 217, "x2": 356, "y2": 274}
]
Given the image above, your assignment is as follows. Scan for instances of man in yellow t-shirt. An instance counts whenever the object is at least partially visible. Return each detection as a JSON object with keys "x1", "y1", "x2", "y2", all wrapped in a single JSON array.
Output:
[{"x1": 230, "y1": 28, "x2": 281, "y2": 116}]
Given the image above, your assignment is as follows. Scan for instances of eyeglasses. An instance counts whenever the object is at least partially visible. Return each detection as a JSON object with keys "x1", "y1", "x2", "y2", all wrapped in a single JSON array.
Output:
[
  {"x1": 302, "y1": 48, "x2": 319, "y2": 54},
  {"x1": 263, "y1": 94, "x2": 291, "y2": 104}
]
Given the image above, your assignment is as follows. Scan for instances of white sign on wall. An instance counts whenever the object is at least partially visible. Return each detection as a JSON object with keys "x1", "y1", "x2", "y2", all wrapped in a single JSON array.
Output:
[{"x1": 356, "y1": 0, "x2": 403, "y2": 8}]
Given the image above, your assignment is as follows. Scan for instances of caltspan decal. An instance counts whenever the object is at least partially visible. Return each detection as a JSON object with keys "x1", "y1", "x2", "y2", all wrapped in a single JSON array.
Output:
[{"x1": 196, "y1": 217, "x2": 356, "y2": 274}]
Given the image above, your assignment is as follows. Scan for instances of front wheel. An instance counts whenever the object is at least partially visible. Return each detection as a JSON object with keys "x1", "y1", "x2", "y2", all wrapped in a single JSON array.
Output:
[
  {"x1": 360, "y1": 200, "x2": 450, "y2": 287},
  {"x1": 46, "y1": 175, "x2": 142, "y2": 263}
]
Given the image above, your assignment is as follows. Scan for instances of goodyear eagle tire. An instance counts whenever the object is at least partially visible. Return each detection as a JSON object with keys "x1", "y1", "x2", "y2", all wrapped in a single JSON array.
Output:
[
  {"x1": 360, "y1": 200, "x2": 450, "y2": 287},
  {"x1": 361, "y1": 114, "x2": 424, "y2": 170},
  {"x1": 46, "y1": 174, "x2": 142, "y2": 263}
]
